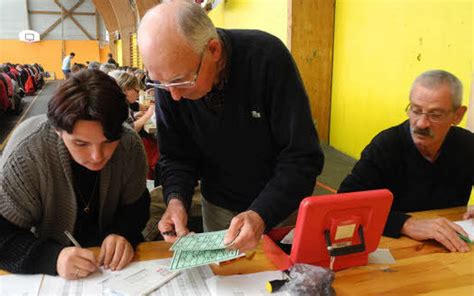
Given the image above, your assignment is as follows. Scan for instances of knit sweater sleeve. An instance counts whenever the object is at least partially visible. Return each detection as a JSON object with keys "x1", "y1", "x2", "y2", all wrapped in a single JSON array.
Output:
[
  {"x1": 338, "y1": 129, "x2": 410, "y2": 238},
  {"x1": 246, "y1": 37, "x2": 324, "y2": 230},
  {"x1": 0, "y1": 215, "x2": 63, "y2": 275},
  {"x1": 0, "y1": 142, "x2": 44, "y2": 231},
  {"x1": 0, "y1": 124, "x2": 65, "y2": 273}
]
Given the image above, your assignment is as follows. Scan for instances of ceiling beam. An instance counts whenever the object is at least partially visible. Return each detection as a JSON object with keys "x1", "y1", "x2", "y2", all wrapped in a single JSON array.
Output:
[
  {"x1": 110, "y1": 0, "x2": 137, "y2": 29},
  {"x1": 91, "y1": 0, "x2": 118, "y2": 33},
  {"x1": 55, "y1": 0, "x2": 94, "y2": 40},
  {"x1": 29, "y1": 10, "x2": 95, "y2": 16},
  {"x1": 40, "y1": 0, "x2": 86, "y2": 39}
]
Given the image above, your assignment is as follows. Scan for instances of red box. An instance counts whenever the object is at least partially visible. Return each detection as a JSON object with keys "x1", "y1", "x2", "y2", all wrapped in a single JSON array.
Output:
[{"x1": 263, "y1": 190, "x2": 393, "y2": 271}]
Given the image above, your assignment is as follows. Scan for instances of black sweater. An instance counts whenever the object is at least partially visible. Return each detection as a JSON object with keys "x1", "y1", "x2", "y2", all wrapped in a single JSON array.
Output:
[
  {"x1": 339, "y1": 120, "x2": 474, "y2": 237},
  {"x1": 156, "y1": 29, "x2": 324, "y2": 230}
]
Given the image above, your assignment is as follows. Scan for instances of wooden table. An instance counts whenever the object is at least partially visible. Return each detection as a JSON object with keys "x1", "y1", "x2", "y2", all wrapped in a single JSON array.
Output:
[
  {"x1": 134, "y1": 207, "x2": 474, "y2": 295},
  {"x1": 2, "y1": 207, "x2": 473, "y2": 295},
  {"x1": 333, "y1": 207, "x2": 474, "y2": 295}
]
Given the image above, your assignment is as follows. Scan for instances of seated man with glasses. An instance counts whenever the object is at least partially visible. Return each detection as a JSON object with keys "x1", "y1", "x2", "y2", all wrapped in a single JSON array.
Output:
[
  {"x1": 137, "y1": 1, "x2": 324, "y2": 251},
  {"x1": 339, "y1": 69, "x2": 473, "y2": 252}
]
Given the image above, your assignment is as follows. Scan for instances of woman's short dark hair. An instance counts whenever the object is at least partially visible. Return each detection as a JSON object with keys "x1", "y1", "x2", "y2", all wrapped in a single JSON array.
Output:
[{"x1": 47, "y1": 69, "x2": 129, "y2": 141}]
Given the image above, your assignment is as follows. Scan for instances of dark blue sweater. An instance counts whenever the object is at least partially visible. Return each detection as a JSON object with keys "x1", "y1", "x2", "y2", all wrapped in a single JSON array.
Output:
[
  {"x1": 339, "y1": 120, "x2": 474, "y2": 237},
  {"x1": 155, "y1": 29, "x2": 324, "y2": 230}
]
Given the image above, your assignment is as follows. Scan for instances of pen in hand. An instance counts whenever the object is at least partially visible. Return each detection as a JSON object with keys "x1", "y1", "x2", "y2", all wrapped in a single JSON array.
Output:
[
  {"x1": 457, "y1": 232, "x2": 472, "y2": 244},
  {"x1": 64, "y1": 230, "x2": 82, "y2": 248},
  {"x1": 161, "y1": 230, "x2": 177, "y2": 237},
  {"x1": 64, "y1": 230, "x2": 101, "y2": 274}
]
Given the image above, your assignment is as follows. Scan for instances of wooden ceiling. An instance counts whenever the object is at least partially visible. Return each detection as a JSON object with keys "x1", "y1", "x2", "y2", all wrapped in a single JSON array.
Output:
[{"x1": 91, "y1": 0, "x2": 160, "y2": 33}]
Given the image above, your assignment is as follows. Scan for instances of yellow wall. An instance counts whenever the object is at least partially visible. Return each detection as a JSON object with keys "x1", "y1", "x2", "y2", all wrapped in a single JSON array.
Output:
[
  {"x1": 0, "y1": 40, "x2": 106, "y2": 79},
  {"x1": 208, "y1": 0, "x2": 288, "y2": 46},
  {"x1": 116, "y1": 39, "x2": 123, "y2": 67},
  {"x1": 330, "y1": 0, "x2": 472, "y2": 159}
]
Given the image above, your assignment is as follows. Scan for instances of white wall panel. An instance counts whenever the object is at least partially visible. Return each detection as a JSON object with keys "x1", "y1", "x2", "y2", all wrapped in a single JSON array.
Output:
[
  {"x1": 0, "y1": 0, "x2": 107, "y2": 40},
  {"x1": 0, "y1": 0, "x2": 28, "y2": 38}
]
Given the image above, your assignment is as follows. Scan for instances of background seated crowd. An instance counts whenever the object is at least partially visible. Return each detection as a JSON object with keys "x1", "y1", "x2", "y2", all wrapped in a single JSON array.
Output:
[{"x1": 0, "y1": 62, "x2": 46, "y2": 115}]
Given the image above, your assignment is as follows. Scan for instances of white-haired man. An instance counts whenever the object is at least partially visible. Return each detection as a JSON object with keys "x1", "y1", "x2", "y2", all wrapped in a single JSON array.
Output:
[{"x1": 138, "y1": 1, "x2": 324, "y2": 251}]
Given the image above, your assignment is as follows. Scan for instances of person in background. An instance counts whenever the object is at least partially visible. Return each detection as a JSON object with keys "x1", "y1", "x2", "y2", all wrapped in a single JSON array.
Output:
[
  {"x1": 0, "y1": 69, "x2": 150, "y2": 279},
  {"x1": 108, "y1": 70, "x2": 155, "y2": 133},
  {"x1": 134, "y1": 69, "x2": 147, "y2": 90},
  {"x1": 107, "y1": 53, "x2": 119, "y2": 67},
  {"x1": 137, "y1": 1, "x2": 324, "y2": 251},
  {"x1": 71, "y1": 63, "x2": 85, "y2": 74},
  {"x1": 109, "y1": 70, "x2": 158, "y2": 180},
  {"x1": 100, "y1": 63, "x2": 117, "y2": 74},
  {"x1": 339, "y1": 69, "x2": 473, "y2": 253},
  {"x1": 88, "y1": 61, "x2": 101, "y2": 71},
  {"x1": 61, "y1": 52, "x2": 75, "y2": 79}
]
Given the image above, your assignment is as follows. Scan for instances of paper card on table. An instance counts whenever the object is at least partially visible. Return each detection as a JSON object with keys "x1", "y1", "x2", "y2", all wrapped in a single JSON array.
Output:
[
  {"x1": 0, "y1": 274, "x2": 43, "y2": 296},
  {"x1": 280, "y1": 228, "x2": 295, "y2": 245},
  {"x1": 150, "y1": 265, "x2": 214, "y2": 296},
  {"x1": 104, "y1": 264, "x2": 179, "y2": 296},
  {"x1": 368, "y1": 248, "x2": 396, "y2": 264},
  {"x1": 170, "y1": 248, "x2": 241, "y2": 271},
  {"x1": 170, "y1": 230, "x2": 228, "y2": 251},
  {"x1": 454, "y1": 219, "x2": 474, "y2": 241},
  {"x1": 205, "y1": 271, "x2": 290, "y2": 296}
]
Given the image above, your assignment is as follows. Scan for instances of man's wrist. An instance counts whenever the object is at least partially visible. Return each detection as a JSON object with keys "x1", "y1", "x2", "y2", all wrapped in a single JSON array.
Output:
[
  {"x1": 400, "y1": 217, "x2": 415, "y2": 235},
  {"x1": 166, "y1": 192, "x2": 190, "y2": 212}
]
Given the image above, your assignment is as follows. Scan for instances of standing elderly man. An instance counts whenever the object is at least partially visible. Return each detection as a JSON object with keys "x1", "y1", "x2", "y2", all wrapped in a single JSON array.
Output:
[
  {"x1": 137, "y1": 1, "x2": 324, "y2": 251},
  {"x1": 339, "y1": 70, "x2": 474, "y2": 252}
]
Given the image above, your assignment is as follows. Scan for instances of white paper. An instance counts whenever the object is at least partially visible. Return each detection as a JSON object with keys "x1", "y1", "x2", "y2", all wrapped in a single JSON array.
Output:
[
  {"x1": 40, "y1": 270, "x2": 114, "y2": 296},
  {"x1": 206, "y1": 271, "x2": 290, "y2": 296},
  {"x1": 0, "y1": 274, "x2": 43, "y2": 296},
  {"x1": 454, "y1": 219, "x2": 474, "y2": 240},
  {"x1": 368, "y1": 248, "x2": 396, "y2": 264},
  {"x1": 150, "y1": 264, "x2": 214, "y2": 296},
  {"x1": 7, "y1": 258, "x2": 177, "y2": 296},
  {"x1": 280, "y1": 228, "x2": 295, "y2": 245},
  {"x1": 105, "y1": 264, "x2": 179, "y2": 296}
]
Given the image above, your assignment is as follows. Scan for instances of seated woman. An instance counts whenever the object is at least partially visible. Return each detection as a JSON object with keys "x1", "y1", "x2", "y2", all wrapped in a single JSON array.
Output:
[
  {"x1": 109, "y1": 70, "x2": 159, "y2": 180},
  {"x1": 0, "y1": 69, "x2": 150, "y2": 280}
]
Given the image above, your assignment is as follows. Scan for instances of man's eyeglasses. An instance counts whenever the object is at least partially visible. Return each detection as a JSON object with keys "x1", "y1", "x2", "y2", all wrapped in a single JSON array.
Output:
[
  {"x1": 146, "y1": 50, "x2": 205, "y2": 90},
  {"x1": 405, "y1": 104, "x2": 453, "y2": 122}
]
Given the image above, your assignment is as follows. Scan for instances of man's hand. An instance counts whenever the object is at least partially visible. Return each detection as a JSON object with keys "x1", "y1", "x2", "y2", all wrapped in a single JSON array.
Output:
[
  {"x1": 98, "y1": 234, "x2": 134, "y2": 271},
  {"x1": 158, "y1": 199, "x2": 189, "y2": 243},
  {"x1": 223, "y1": 210, "x2": 265, "y2": 252},
  {"x1": 57, "y1": 246, "x2": 98, "y2": 280},
  {"x1": 401, "y1": 217, "x2": 470, "y2": 252},
  {"x1": 463, "y1": 209, "x2": 474, "y2": 220}
]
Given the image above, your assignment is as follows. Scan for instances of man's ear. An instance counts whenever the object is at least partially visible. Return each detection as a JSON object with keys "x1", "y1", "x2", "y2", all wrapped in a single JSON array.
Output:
[
  {"x1": 207, "y1": 38, "x2": 222, "y2": 62},
  {"x1": 452, "y1": 106, "x2": 467, "y2": 125},
  {"x1": 55, "y1": 128, "x2": 62, "y2": 137}
]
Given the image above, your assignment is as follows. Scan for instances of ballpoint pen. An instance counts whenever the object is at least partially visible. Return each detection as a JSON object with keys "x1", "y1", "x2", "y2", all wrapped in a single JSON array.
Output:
[
  {"x1": 161, "y1": 230, "x2": 177, "y2": 237},
  {"x1": 64, "y1": 230, "x2": 103, "y2": 275},
  {"x1": 457, "y1": 232, "x2": 472, "y2": 244},
  {"x1": 64, "y1": 230, "x2": 82, "y2": 248}
]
